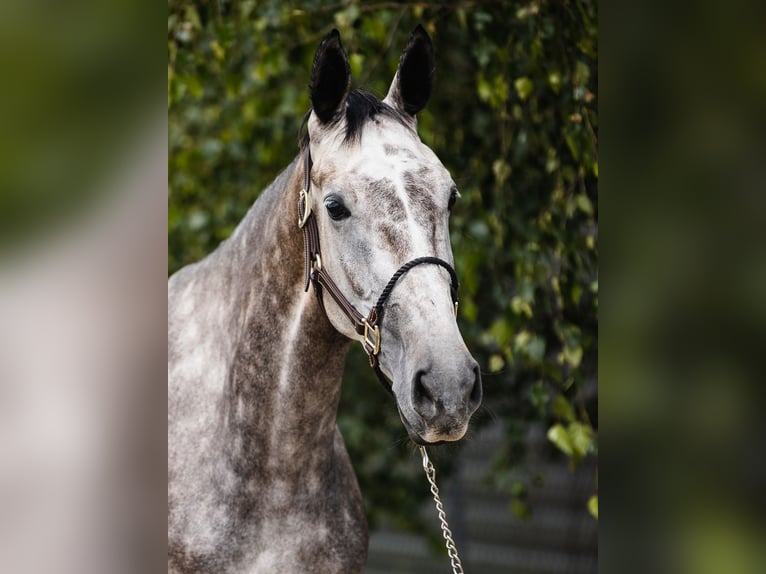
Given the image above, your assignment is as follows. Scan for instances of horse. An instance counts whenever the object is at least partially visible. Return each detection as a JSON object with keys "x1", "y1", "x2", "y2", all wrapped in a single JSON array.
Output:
[{"x1": 168, "y1": 26, "x2": 482, "y2": 573}]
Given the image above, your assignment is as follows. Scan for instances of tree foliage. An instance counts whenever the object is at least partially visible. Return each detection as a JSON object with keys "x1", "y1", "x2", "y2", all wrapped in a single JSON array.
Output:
[{"x1": 169, "y1": 0, "x2": 598, "y2": 530}]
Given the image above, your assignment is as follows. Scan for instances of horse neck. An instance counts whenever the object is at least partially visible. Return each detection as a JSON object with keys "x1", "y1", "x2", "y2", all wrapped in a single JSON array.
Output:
[{"x1": 221, "y1": 155, "x2": 351, "y2": 473}]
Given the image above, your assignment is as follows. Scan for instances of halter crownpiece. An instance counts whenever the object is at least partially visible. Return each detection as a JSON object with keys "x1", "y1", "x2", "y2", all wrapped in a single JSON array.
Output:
[{"x1": 296, "y1": 148, "x2": 460, "y2": 393}]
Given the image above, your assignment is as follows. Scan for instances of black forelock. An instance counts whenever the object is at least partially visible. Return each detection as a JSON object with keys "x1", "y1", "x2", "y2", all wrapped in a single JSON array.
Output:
[
  {"x1": 343, "y1": 90, "x2": 411, "y2": 143},
  {"x1": 299, "y1": 89, "x2": 411, "y2": 150}
]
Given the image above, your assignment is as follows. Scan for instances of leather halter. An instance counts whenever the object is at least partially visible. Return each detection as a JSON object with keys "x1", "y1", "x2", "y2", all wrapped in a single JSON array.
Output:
[{"x1": 297, "y1": 148, "x2": 459, "y2": 393}]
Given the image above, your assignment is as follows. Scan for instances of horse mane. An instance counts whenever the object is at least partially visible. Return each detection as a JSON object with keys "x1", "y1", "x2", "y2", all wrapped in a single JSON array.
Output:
[{"x1": 299, "y1": 89, "x2": 411, "y2": 150}]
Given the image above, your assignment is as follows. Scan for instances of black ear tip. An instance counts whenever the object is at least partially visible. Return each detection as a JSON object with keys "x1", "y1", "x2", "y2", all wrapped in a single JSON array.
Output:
[
  {"x1": 320, "y1": 28, "x2": 342, "y2": 48},
  {"x1": 411, "y1": 24, "x2": 431, "y2": 42}
]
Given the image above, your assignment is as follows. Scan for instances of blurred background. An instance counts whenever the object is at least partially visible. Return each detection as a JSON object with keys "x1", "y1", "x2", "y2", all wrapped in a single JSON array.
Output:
[
  {"x1": 168, "y1": 2, "x2": 598, "y2": 572},
  {"x1": 2, "y1": 0, "x2": 763, "y2": 573}
]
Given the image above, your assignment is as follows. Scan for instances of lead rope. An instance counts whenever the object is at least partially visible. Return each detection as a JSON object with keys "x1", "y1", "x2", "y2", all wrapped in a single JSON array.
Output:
[{"x1": 419, "y1": 446, "x2": 465, "y2": 574}]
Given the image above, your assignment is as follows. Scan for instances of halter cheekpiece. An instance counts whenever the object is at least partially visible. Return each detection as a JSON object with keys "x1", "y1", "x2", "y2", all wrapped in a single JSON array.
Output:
[{"x1": 297, "y1": 148, "x2": 460, "y2": 393}]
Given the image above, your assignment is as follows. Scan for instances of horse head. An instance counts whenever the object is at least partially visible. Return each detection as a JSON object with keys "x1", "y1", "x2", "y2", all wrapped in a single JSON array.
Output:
[{"x1": 303, "y1": 27, "x2": 482, "y2": 445}]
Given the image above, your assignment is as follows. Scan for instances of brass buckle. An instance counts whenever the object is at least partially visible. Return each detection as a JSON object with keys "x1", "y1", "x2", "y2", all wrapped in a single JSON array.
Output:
[
  {"x1": 362, "y1": 320, "x2": 381, "y2": 356},
  {"x1": 298, "y1": 189, "x2": 312, "y2": 228}
]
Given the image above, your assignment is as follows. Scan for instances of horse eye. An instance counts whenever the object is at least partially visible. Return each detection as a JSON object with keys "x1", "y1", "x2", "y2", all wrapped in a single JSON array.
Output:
[
  {"x1": 325, "y1": 198, "x2": 351, "y2": 221},
  {"x1": 448, "y1": 187, "x2": 460, "y2": 211}
]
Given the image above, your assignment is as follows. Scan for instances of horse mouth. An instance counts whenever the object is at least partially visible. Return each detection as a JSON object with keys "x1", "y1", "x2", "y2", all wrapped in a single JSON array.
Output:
[
  {"x1": 403, "y1": 423, "x2": 442, "y2": 446},
  {"x1": 396, "y1": 406, "x2": 468, "y2": 445}
]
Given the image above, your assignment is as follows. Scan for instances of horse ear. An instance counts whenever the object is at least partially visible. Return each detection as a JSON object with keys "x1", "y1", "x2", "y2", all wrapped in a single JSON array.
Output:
[
  {"x1": 384, "y1": 25, "x2": 435, "y2": 117},
  {"x1": 310, "y1": 29, "x2": 351, "y2": 124}
]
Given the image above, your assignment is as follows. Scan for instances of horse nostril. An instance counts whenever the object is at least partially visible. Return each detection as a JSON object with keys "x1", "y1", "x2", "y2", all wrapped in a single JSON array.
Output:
[
  {"x1": 412, "y1": 369, "x2": 433, "y2": 404},
  {"x1": 468, "y1": 364, "x2": 482, "y2": 407}
]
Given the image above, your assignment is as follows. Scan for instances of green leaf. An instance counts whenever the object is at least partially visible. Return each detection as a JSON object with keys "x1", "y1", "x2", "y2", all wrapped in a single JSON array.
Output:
[
  {"x1": 514, "y1": 77, "x2": 533, "y2": 100},
  {"x1": 488, "y1": 354, "x2": 504, "y2": 373},
  {"x1": 547, "y1": 423, "x2": 574, "y2": 457},
  {"x1": 552, "y1": 395, "x2": 576, "y2": 423},
  {"x1": 587, "y1": 495, "x2": 598, "y2": 519},
  {"x1": 548, "y1": 71, "x2": 562, "y2": 93},
  {"x1": 573, "y1": 60, "x2": 591, "y2": 87},
  {"x1": 527, "y1": 336, "x2": 546, "y2": 362},
  {"x1": 491, "y1": 74, "x2": 509, "y2": 106},
  {"x1": 477, "y1": 76, "x2": 493, "y2": 103},
  {"x1": 548, "y1": 422, "x2": 594, "y2": 462},
  {"x1": 490, "y1": 319, "x2": 513, "y2": 348},
  {"x1": 510, "y1": 498, "x2": 531, "y2": 519},
  {"x1": 575, "y1": 193, "x2": 593, "y2": 215},
  {"x1": 349, "y1": 54, "x2": 365, "y2": 78},
  {"x1": 210, "y1": 40, "x2": 225, "y2": 62},
  {"x1": 492, "y1": 159, "x2": 511, "y2": 186},
  {"x1": 568, "y1": 422, "x2": 594, "y2": 458},
  {"x1": 571, "y1": 284, "x2": 583, "y2": 305},
  {"x1": 528, "y1": 381, "x2": 549, "y2": 418},
  {"x1": 510, "y1": 295, "x2": 533, "y2": 318},
  {"x1": 563, "y1": 344, "x2": 583, "y2": 368}
]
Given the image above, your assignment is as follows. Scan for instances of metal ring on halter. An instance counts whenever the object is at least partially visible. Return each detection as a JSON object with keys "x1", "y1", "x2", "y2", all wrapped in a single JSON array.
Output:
[
  {"x1": 298, "y1": 189, "x2": 312, "y2": 228},
  {"x1": 362, "y1": 319, "x2": 381, "y2": 356}
]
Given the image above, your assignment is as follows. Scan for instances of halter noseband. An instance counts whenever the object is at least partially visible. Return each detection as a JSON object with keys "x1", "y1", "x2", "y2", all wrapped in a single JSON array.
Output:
[{"x1": 297, "y1": 149, "x2": 459, "y2": 393}]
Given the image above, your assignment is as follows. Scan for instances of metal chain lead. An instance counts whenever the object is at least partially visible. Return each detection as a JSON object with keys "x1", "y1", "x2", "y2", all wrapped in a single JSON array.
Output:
[{"x1": 419, "y1": 446, "x2": 465, "y2": 574}]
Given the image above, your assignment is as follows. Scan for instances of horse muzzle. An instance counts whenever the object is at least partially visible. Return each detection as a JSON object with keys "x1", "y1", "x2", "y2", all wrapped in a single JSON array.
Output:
[{"x1": 396, "y1": 358, "x2": 482, "y2": 445}]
